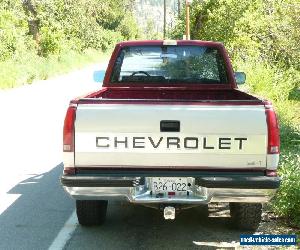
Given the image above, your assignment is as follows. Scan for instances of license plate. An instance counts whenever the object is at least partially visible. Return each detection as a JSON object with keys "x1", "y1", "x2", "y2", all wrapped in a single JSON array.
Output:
[{"x1": 151, "y1": 177, "x2": 188, "y2": 194}]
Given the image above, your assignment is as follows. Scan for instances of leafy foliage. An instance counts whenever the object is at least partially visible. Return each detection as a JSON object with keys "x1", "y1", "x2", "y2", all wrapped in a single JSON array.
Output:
[
  {"x1": 172, "y1": 0, "x2": 300, "y2": 69},
  {"x1": 0, "y1": 0, "x2": 139, "y2": 88},
  {"x1": 172, "y1": 0, "x2": 300, "y2": 226},
  {"x1": 0, "y1": 3, "x2": 30, "y2": 60},
  {"x1": 0, "y1": 0, "x2": 138, "y2": 58},
  {"x1": 141, "y1": 19, "x2": 163, "y2": 40},
  {"x1": 0, "y1": 48, "x2": 108, "y2": 88}
]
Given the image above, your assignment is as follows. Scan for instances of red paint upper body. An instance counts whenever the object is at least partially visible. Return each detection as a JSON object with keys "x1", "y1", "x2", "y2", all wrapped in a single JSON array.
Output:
[
  {"x1": 74, "y1": 40, "x2": 263, "y2": 105},
  {"x1": 103, "y1": 40, "x2": 237, "y2": 90}
]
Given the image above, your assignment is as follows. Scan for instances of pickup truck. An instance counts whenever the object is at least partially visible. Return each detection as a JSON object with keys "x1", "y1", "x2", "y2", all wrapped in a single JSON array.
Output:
[{"x1": 61, "y1": 40, "x2": 280, "y2": 230}]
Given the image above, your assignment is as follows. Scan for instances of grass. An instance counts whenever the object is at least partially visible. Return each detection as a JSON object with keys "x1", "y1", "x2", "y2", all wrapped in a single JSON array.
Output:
[
  {"x1": 0, "y1": 48, "x2": 109, "y2": 89},
  {"x1": 239, "y1": 61, "x2": 300, "y2": 227},
  {"x1": 272, "y1": 107, "x2": 300, "y2": 228}
]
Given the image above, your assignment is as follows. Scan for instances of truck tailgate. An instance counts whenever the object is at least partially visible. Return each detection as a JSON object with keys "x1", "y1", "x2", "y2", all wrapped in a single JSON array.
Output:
[{"x1": 74, "y1": 103, "x2": 267, "y2": 169}]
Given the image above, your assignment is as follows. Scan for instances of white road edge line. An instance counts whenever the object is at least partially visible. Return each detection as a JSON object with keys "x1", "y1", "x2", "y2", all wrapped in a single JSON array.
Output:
[{"x1": 48, "y1": 210, "x2": 77, "y2": 250}]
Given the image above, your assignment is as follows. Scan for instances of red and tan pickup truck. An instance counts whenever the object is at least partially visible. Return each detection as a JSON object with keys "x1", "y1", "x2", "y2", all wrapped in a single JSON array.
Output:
[{"x1": 61, "y1": 40, "x2": 280, "y2": 230}]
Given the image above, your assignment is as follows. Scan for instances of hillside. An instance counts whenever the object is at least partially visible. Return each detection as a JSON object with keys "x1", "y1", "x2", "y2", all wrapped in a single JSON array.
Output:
[{"x1": 134, "y1": 0, "x2": 179, "y2": 38}]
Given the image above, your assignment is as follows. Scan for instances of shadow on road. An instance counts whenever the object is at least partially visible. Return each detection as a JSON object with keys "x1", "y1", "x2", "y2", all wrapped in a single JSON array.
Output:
[
  {"x1": 0, "y1": 164, "x2": 265, "y2": 250},
  {"x1": 0, "y1": 163, "x2": 74, "y2": 250},
  {"x1": 66, "y1": 201, "x2": 247, "y2": 250}
]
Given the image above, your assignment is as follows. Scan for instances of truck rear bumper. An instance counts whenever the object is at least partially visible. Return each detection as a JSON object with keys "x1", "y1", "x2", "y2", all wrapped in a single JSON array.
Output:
[{"x1": 61, "y1": 174, "x2": 280, "y2": 204}]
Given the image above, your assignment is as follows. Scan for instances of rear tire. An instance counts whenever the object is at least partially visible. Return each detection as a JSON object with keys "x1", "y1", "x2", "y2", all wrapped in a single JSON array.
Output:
[
  {"x1": 76, "y1": 200, "x2": 108, "y2": 226},
  {"x1": 229, "y1": 203, "x2": 262, "y2": 230}
]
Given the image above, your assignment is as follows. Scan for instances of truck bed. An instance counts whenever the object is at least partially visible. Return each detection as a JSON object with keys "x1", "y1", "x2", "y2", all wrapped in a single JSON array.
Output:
[{"x1": 83, "y1": 88, "x2": 261, "y2": 103}]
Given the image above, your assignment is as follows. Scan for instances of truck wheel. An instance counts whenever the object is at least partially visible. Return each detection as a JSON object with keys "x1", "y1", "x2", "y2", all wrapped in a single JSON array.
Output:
[
  {"x1": 76, "y1": 200, "x2": 108, "y2": 226},
  {"x1": 229, "y1": 203, "x2": 262, "y2": 230}
]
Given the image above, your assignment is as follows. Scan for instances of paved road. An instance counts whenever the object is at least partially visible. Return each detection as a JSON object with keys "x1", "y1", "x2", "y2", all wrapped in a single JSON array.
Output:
[
  {"x1": 0, "y1": 64, "x2": 296, "y2": 250},
  {"x1": 0, "y1": 63, "x2": 103, "y2": 249}
]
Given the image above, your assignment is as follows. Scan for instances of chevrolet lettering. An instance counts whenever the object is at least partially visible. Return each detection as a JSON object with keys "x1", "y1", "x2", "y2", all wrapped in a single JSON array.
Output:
[
  {"x1": 95, "y1": 136, "x2": 248, "y2": 150},
  {"x1": 61, "y1": 40, "x2": 281, "y2": 230}
]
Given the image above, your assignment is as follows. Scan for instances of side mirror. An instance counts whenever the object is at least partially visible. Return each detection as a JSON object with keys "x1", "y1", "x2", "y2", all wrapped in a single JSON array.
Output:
[
  {"x1": 234, "y1": 72, "x2": 246, "y2": 85},
  {"x1": 93, "y1": 70, "x2": 105, "y2": 82}
]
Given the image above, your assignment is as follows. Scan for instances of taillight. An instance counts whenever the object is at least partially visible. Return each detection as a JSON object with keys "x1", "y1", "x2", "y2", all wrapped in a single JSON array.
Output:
[
  {"x1": 265, "y1": 104, "x2": 280, "y2": 154},
  {"x1": 266, "y1": 170, "x2": 278, "y2": 177},
  {"x1": 63, "y1": 105, "x2": 77, "y2": 152},
  {"x1": 63, "y1": 167, "x2": 76, "y2": 175}
]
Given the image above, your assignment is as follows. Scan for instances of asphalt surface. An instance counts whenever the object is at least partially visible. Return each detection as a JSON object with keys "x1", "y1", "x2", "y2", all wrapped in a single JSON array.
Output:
[
  {"x1": 0, "y1": 63, "x2": 103, "y2": 249},
  {"x1": 65, "y1": 203, "x2": 243, "y2": 250},
  {"x1": 0, "y1": 63, "x2": 296, "y2": 250}
]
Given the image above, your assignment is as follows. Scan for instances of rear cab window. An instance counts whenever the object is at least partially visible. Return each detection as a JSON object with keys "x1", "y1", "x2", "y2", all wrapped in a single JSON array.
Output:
[{"x1": 110, "y1": 45, "x2": 228, "y2": 84}]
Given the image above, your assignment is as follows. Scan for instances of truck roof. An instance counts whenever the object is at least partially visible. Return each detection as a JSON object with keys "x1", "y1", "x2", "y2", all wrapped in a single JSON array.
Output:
[
  {"x1": 104, "y1": 39, "x2": 235, "y2": 88},
  {"x1": 116, "y1": 40, "x2": 224, "y2": 48}
]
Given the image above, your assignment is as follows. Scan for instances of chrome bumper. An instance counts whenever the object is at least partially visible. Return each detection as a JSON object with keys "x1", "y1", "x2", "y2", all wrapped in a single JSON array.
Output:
[{"x1": 62, "y1": 175, "x2": 279, "y2": 204}]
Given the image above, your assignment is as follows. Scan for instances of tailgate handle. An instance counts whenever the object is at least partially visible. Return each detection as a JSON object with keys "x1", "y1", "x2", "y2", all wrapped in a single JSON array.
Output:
[{"x1": 160, "y1": 120, "x2": 180, "y2": 132}]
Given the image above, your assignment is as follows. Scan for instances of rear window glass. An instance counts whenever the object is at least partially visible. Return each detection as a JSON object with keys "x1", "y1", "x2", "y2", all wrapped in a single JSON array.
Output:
[{"x1": 110, "y1": 45, "x2": 228, "y2": 84}]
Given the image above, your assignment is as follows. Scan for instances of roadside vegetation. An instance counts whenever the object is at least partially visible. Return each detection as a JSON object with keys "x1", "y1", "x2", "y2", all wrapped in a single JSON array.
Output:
[
  {"x1": 172, "y1": 0, "x2": 300, "y2": 227},
  {"x1": 0, "y1": 49, "x2": 108, "y2": 88},
  {"x1": 0, "y1": 0, "x2": 138, "y2": 89}
]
